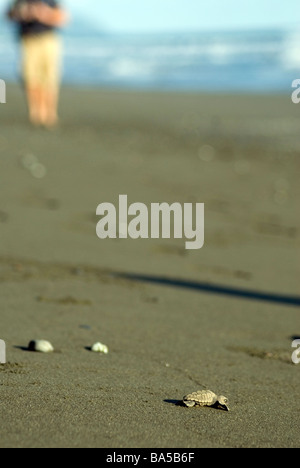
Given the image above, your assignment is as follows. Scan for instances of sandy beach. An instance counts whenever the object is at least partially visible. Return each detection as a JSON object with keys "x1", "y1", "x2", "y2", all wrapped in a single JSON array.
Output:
[{"x1": 0, "y1": 84, "x2": 299, "y2": 448}]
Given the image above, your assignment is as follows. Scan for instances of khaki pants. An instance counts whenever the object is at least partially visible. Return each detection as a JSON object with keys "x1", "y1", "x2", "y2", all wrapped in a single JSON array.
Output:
[{"x1": 21, "y1": 32, "x2": 62, "y2": 91}]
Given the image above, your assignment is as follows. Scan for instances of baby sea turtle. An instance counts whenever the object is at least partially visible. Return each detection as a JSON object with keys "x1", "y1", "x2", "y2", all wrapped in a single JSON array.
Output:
[{"x1": 183, "y1": 390, "x2": 229, "y2": 411}]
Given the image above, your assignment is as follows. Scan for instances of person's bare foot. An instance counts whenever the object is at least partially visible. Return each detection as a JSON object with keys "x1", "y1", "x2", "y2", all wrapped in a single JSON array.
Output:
[
  {"x1": 29, "y1": 115, "x2": 42, "y2": 127},
  {"x1": 43, "y1": 115, "x2": 59, "y2": 129}
]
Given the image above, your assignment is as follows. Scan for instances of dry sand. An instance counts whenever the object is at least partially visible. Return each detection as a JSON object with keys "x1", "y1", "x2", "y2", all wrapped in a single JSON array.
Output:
[{"x1": 0, "y1": 84, "x2": 299, "y2": 448}]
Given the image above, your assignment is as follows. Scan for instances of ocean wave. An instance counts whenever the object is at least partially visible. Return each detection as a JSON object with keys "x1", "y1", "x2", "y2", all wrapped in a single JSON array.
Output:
[
  {"x1": 0, "y1": 28, "x2": 298, "y2": 92},
  {"x1": 281, "y1": 29, "x2": 300, "y2": 69}
]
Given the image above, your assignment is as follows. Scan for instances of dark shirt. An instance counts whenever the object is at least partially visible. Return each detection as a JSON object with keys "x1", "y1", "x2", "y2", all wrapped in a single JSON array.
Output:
[{"x1": 12, "y1": 0, "x2": 59, "y2": 37}]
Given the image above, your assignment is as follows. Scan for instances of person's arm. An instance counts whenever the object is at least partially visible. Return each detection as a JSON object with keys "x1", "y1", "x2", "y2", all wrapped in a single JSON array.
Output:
[
  {"x1": 30, "y1": 2, "x2": 69, "y2": 27},
  {"x1": 7, "y1": 2, "x2": 69, "y2": 26},
  {"x1": 7, "y1": 6, "x2": 15, "y2": 20},
  {"x1": 7, "y1": 3, "x2": 31, "y2": 22}
]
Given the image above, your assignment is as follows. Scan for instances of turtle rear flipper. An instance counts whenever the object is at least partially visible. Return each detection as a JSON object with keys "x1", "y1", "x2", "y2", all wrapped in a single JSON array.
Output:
[{"x1": 183, "y1": 399, "x2": 196, "y2": 407}]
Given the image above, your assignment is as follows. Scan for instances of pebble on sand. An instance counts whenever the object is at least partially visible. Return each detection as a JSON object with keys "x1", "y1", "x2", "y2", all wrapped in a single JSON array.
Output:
[
  {"x1": 28, "y1": 340, "x2": 54, "y2": 353},
  {"x1": 91, "y1": 342, "x2": 109, "y2": 354}
]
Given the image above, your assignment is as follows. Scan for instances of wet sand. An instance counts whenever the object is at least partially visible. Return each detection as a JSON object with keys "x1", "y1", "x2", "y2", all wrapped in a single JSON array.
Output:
[{"x1": 0, "y1": 84, "x2": 299, "y2": 447}]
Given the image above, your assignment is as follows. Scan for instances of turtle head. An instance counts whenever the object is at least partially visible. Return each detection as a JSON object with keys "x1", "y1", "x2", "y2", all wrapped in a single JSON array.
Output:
[{"x1": 217, "y1": 395, "x2": 229, "y2": 411}]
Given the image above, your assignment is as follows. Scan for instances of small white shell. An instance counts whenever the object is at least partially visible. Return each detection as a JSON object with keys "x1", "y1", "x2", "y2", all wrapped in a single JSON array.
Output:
[
  {"x1": 91, "y1": 342, "x2": 108, "y2": 354},
  {"x1": 28, "y1": 340, "x2": 54, "y2": 353}
]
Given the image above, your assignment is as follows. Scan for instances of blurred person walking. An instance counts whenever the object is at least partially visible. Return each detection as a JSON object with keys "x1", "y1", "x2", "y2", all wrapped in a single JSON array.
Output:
[{"x1": 7, "y1": 0, "x2": 68, "y2": 127}]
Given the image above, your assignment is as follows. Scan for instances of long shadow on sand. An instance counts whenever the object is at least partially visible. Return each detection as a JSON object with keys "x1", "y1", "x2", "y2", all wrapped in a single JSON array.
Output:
[
  {"x1": 112, "y1": 272, "x2": 300, "y2": 308},
  {"x1": 164, "y1": 399, "x2": 183, "y2": 406}
]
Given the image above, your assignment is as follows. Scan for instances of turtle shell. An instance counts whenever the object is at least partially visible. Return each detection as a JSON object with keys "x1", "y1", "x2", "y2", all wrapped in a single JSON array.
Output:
[{"x1": 183, "y1": 389, "x2": 218, "y2": 407}]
